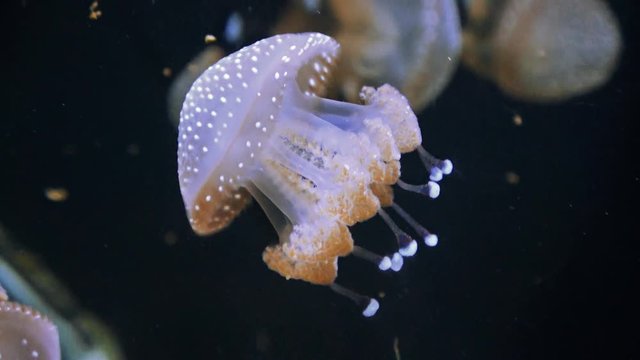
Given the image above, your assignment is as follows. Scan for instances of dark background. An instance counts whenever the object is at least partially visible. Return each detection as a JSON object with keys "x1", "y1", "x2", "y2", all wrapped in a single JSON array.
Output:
[{"x1": 2, "y1": 0, "x2": 638, "y2": 359}]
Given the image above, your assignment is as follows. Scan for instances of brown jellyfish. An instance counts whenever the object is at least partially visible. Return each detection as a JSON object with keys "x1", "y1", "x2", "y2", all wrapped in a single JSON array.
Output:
[
  {"x1": 0, "y1": 283, "x2": 61, "y2": 360},
  {"x1": 462, "y1": 0, "x2": 622, "y2": 102},
  {"x1": 177, "y1": 33, "x2": 452, "y2": 316},
  {"x1": 273, "y1": 0, "x2": 463, "y2": 111},
  {"x1": 330, "y1": 0, "x2": 462, "y2": 110}
]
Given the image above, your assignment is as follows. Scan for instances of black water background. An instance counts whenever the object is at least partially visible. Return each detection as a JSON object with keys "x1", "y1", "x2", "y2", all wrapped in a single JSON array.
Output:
[{"x1": 2, "y1": 0, "x2": 638, "y2": 359}]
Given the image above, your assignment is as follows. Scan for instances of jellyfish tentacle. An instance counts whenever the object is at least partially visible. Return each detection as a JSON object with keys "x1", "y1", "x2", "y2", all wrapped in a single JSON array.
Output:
[
  {"x1": 417, "y1": 145, "x2": 454, "y2": 179},
  {"x1": 245, "y1": 182, "x2": 291, "y2": 237},
  {"x1": 378, "y1": 208, "x2": 418, "y2": 257},
  {"x1": 329, "y1": 283, "x2": 380, "y2": 317},
  {"x1": 391, "y1": 202, "x2": 439, "y2": 247},
  {"x1": 352, "y1": 245, "x2": 392, "y2": 271}
]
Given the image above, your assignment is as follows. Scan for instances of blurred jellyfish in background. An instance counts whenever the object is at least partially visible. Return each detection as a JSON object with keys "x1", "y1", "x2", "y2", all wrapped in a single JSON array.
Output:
[
  {"x1": 0, "y1": 225, "x2": 124, "y2": 360},
  {"x1": 1, "y1": 280, "x2": 60, "y2": 360},
  {"x1": 168, "y1": 46, "x2": 226, "y2": 127},
  {"x1": 274, "y1": 0, "x2": 462, "y2": 112},
  {"x1": 329, "y1": 0, "x2": 462, "y2": 110},
  {"x1": 272, "y1": 0, "x2": 621, "y2": 109},
  {"x1": 462, "y1": 0, "x2": 622, "y2": 102},
  {"x1": 171, "y1": 0, "x2": 622, "y2": 123},
  {"x1": 0, "y1": 284, "x2": 60, "y2": 360}
]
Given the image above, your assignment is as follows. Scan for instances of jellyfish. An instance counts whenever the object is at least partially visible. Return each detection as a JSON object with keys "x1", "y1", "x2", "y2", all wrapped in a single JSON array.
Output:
[
  {"x1": 330, "y1": 0, "x2": 462, "y2": 110},
  {"x1": 168, "y1": 46, "x2": 226, "y2": 127},
  {"x1": 0, "y1": 224, "x2": 125, "y2": 359},
  {"x1": 177, "y1": 33, "x2": 452, "y2": 316},
  {"x1": 273, "y1": 0, "x2": 462, "y2": 112},
  {"x1": 461, "y1": 0, "x2": 622, "y2": 102},
  {"x1": 0, "y1": 282, "x2": 61, "y2": 360}
]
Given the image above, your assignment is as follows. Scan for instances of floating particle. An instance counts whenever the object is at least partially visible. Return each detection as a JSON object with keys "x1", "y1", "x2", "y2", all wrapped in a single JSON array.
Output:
[
  {"x1": 88, "y1": 1, "x2": 102, "y2": 20},
  {"x1": 162, "y1": 67, "x2": 173, "y2": 78},
  {"x1": 393, "y1": 337, "x2": 401, "y2": 360},
  {"x1": 505, "y1": 171, "x2": 520, "y2": 185},
  {"x1": 44, "y1": 188, "x2": 69, "y2": 202},
  {"x1": 513, "y1": 114, "x2": 523, "y2": 126},
  {"x1": 163, "y1": 231, "x2": 178, "y2": 246},
  {"x1": 204, "y1": 34, "x2": 217, "y2": 44}
]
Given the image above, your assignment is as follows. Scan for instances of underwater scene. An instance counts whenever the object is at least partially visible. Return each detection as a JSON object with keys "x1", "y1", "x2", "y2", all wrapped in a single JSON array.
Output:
[{"x1": 2, "y1": 0, "x2": 637, "y2": 359}]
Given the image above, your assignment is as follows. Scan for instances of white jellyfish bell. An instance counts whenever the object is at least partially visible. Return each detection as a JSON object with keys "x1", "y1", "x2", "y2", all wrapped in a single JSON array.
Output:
[{"x1": 177, "y1": 33, "x2": 452, "y2": 316}]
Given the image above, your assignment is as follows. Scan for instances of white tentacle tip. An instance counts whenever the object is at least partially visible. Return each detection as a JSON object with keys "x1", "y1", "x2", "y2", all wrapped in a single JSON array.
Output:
[
  {"x1": 391, "y1": 252, "x2": 404, "y2": 272},
  {"x1": 399, "y1": 239, "x2": 418, "y2": 257},
  {"x1": 378, "y1": 256, "x2": 392, "y2": 271},
  {"x1": 362, "y1": 298, "x2": 380, "y2": 317},
  {"x1": 441, "y1": 159, "x2": 453, "y2": 175},
  {"x1": 424, "y1": 234, "x2": 438, "y2": 247},
  {"x1": 429, "y1": 167, "x2": 443, "y2": 181},
  {"x1": 428, "y1": 181, "x2": 440, "y2": 199}
]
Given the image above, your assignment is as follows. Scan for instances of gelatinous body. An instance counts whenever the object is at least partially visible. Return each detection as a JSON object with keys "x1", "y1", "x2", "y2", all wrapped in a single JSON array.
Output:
[
  {"x1": 274, "y1": 0, "x2": 462, "y2": 111},
  {"x1": 274, "y1": 0, "x2": 622, "y2": 107},
  {"x1": 331, "y1": 0, "x2": 462, "y2": 110},
  {"x1": 462, "y1": 0, "x2": 621, "y2": 102},
  {"x1": 0, "y1": 283, "x2": 61, "y2": 360},
  {"x1": 177, "y1": 33, "x2": 452, "y2": 315},
  {"x1": 168, "y1": 46, "x2": 226, "y2": 126},
  {"x1": 0, "y1": 225, "x2": 125, "y2": 359}
]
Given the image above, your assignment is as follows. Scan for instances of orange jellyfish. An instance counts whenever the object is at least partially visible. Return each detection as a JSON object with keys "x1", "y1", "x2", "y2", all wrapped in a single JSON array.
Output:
[
  {"x1": 177, "y1": 33, "x2": 452, "y2": 316},
  {"x1": 0, "y1": 283, "x2": 61, "y2": 360}
]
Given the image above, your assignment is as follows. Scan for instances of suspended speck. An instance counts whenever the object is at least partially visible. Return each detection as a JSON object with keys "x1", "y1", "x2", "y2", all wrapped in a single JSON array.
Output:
[
  {"x1": 204, "y1": 34, "x2": 217, "y2": 44},
  {"x1": 44, "y1": 187, "x2": 69, "y2": 202}
]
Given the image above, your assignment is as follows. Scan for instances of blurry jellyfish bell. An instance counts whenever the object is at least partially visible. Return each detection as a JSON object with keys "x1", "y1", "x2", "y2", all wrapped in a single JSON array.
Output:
[
  {"x1": 331, "y1": 0, "x2": 462, "y2": 111},
  {"x1": 274, "y1": 0, "x2": 462, "y2": 112},
  {"x1": 0, "y1": 224, "x2": 124, "y2": 359},
  {"x1": 462, "y1": 0, "x2": 622, "y2": 102},
  {"x1": 0, "y1": 282, "x2": 61, "y2": 360},
  {"x1": 168, "y1": 46, "x2": 226, "y2": 127},
  {"x1": 177, "y1": 33, "x2": 452, "y2": 316}
]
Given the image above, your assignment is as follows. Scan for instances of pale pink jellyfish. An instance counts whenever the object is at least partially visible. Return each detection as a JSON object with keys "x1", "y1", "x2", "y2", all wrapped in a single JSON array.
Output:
[
  {"x1": 0, "y1": 283, "x2": 61, "y2": 360},
  {"x1": 462, "y1": 0, "x2": 621, "y2": 102},
  {"x1": 177, "y1": 33, "x2": 452, "y2": 316}
]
